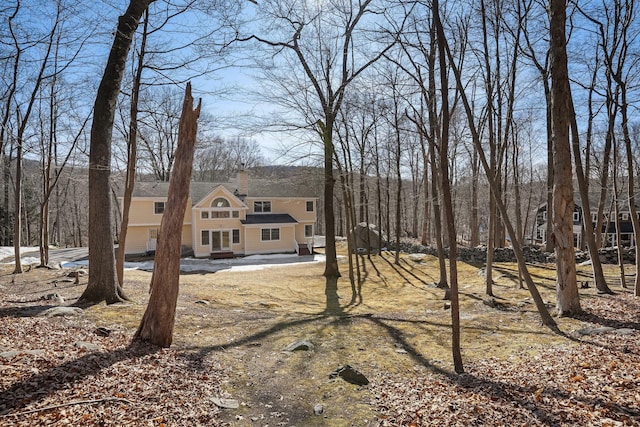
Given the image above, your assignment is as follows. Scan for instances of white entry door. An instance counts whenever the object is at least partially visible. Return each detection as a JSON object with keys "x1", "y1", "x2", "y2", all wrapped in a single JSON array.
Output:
[
  {"x1": 147, "y1": 228, "x2": 158, "y2": 252},
  {"x1": 211, "y1": 230, "x2": 231, "y2": 252}
]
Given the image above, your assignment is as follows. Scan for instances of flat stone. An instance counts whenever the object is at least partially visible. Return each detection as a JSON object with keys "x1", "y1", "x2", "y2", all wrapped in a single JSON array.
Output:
[
  {"x1": 575, "y1": 326, "x2": 616, "y2": 336},
  {"x1": 75, "y1": 341, "x2": 100, "y2": 351},
  {"x1": 38, "y1": 306, "x2": 83, "y2": 317},
  {"x1": 0, "y1": 349, "x2": 44, "y2": 359},
  {"x1": 0, "y1": 350, "x2": 21, "y2": 360},
  {"x1": 284, "y1": 339, "x2": 315, "y2": 352},
  {"x1": 211, "y1": 397, "x2": 239, "y2": 409},
  {"x1": 613, "y1": 328, "x2": 635, "y2": 335}
]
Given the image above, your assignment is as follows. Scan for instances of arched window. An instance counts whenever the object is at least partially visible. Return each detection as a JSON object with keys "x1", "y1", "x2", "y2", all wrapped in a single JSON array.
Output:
[{"x1": 211, "y1": 197, "x2": 230, "y2": 208}]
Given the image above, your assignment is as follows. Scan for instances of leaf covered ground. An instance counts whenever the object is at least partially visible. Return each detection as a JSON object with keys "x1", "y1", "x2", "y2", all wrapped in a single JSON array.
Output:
[{"x1": 0, "y1": 248, "x2": 639, "y2": 426}]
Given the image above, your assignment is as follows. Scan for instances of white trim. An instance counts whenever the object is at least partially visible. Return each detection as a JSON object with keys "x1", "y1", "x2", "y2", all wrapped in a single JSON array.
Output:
[
  {"x1": 242, "y1": 223, "x2": 296, "y2": 228},
  {"x1": 126, "y1": 220, "x2": 192, "y2": 226}
]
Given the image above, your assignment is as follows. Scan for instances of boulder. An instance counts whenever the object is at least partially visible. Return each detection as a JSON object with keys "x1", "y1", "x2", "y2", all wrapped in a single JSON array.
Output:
[
  {"x1": 329, "y1": 364, "x2": 369, "y2": 386},
  {"x1": 38, "y1": 306, "x2": 83, "y2": 317},
  {"x1": 283, "y1": 339, "x2": 315, "y2": 352}
]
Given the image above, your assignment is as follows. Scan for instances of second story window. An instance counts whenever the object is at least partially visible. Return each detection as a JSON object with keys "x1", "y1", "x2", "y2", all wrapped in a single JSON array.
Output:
[
  {"x1": 154, "y1": 202, "x2": 165, "y2": 215},
  {"x1": 254, "y1": 201, "x2": 271, "y2": 213},
  {"x1": 306, "y1": 201, "x2": 314, "y2": 212},
  {"x1": 573, "y1": 211, "x2": 580, "y2": 222}
]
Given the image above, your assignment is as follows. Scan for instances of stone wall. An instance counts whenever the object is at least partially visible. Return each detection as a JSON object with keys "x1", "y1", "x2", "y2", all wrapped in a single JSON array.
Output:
[{"x1": 385, "y1": 241, "x2": 636, "y2": 265}]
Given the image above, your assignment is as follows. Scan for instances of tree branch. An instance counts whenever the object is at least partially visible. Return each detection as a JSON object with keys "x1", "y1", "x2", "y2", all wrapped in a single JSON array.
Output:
[{"x1": 0, "y1": 397, "x2": 134, "y2": 418}]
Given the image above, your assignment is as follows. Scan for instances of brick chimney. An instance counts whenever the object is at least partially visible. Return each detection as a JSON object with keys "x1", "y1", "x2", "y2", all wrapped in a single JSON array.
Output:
[{"x1": 236, "y1": 165, "x2": 248, "y2": 197}]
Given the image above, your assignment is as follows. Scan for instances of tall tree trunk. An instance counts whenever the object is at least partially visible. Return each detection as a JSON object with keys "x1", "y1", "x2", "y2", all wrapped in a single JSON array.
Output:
[
  {"x1": 322, "y1": 120, "x2": 338, "y2": 276},
  {"x1": 620, "y1": 90, "x2": 640, "y2": 295},
  {"x1": 544, "y1": 78, "x2": 555, "y2": 253},
  {"x1": 595, "y1": 122, "x2": 613, "y2": 248},
  {"x1": 393, "y1": 99, "x2": 403, "y2": 265},
  {"x1": 134, "y1": 83, "x2": 201, "y2": 347},
  {"x1": 443, "y1": 13, "x2": 557, "y2": 329},
  {"x1": 612, "y1": 147, "x2": 626, "y2": 289},
  {"x1": 117, "y1": 9, "x2": 149, "y2": 286},
  {"x1": 433, "y1": 0, "x2": 462, "y2": 373},
  {"x1": 12, "y1": 145, "x2": 23, "y2": 274},
  {"x1": 568, "y1": 94, "x2": 612, "y2": 294},
  {"x1": 78, "y1": 0, "x2": 155, "y2": 305},
  {"x1": 480, "y1": 0, "x2": 496, "y2": 294},
  {"x1": 550, "y1": 0, "x2": 581, "y2": 316},
  {"x1": 470, "y1": 148, "x2": 479, "y2": 247},
  {"x1": 427, "y1": 26, "x2": 447, "y2": 289}
]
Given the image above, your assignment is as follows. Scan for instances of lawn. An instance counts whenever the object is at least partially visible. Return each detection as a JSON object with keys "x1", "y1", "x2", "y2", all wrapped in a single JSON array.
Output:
[{"x1": 1, "y1": 245, "x2": 638, "y2": 426}]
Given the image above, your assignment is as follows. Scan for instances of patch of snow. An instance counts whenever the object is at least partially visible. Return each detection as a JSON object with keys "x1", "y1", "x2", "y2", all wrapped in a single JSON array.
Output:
[
  {"x1": 0, "y1": 246, "x2": 40, "y2": 264},
  {"x1": 2, "y1": 246, "x2": 325, "y2": 273}
]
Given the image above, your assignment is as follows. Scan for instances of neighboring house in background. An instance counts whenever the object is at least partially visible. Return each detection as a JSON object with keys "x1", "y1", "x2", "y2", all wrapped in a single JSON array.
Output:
[
  {"x1": 533, "y1": 195, "x2": 640, "y2": 248},
  {"x1": 118, "y1": 170, "x2": 318, "y2": 258}
]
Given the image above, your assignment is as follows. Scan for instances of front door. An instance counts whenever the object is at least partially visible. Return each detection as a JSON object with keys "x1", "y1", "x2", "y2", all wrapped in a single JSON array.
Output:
[
  {"x1": 211, "y1": 230, "x2": 231, "y2": 252},
  {"x1": 147, "y1": 228, "x2": 158, "y2": 252}
]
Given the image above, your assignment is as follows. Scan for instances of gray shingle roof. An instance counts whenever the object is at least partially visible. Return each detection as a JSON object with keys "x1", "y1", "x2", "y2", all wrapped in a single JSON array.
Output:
[
  {"x1": 126, "y1": 177, "x2": 317, "y2": 206},
  {"x1": 241, "y1": 214, "x2": 298, "y2": 225}
]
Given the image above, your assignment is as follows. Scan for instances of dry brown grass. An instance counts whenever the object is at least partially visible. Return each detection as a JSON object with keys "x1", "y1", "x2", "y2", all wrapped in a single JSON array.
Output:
[{"x1": 1, "y1": 244, "x2": 634, "y2": 426}]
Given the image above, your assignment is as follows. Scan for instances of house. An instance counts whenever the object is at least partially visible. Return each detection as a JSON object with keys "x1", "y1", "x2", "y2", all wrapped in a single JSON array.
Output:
[
  {"x1": 118, "y1": 170, "x2": 318, "y2": 258},
  {"x1": 533, "y1": 195, "x2": 639, "y2": 248}
]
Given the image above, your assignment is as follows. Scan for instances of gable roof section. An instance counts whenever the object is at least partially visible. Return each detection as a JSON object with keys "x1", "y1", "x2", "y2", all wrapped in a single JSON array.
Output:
[
  {"x1": 129, "y1": 181, "x2": 231, "y2": 202},
  {"x1": 192, "y1": 184, "x2": 246, "y2": 209},
  {"x1": 241, "y1": 214, "x2": 298, "y2": 225}
]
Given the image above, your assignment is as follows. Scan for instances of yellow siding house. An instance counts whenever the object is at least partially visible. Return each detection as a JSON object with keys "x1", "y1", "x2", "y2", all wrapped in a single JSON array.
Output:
[{"x1": 118, "y1": 170, "x2": 317, "y2": 258}]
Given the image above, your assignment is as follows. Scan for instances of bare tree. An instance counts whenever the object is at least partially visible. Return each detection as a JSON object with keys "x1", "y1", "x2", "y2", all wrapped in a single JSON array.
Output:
[
  {"x1": 442, "y1": 0, "x2": 557, "y2": 328},
  {"x1": 550, "y1": 0, "x2": 581, "y2": 316},
  {"x1": 242, "y1": 0, "x2": 403, "y2": 311},
  {"x1": 78, "y1": 0, "x2": 155, "y2": 305},
  {"x1": 518, "y1": 0, "x2": 555, "y2": 253},
  {"x1": 116, "y1": 8, "x2": 149, "y2": 286},
  {"x1": 432, "y1": 0, "x2": 463, "y2": 373},
  {"x1": 7, "y1": 0, "x2": 61, "y2": 273}
]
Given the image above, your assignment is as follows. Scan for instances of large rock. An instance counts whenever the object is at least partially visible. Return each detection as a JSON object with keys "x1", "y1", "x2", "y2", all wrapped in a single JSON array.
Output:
[
  {"x1": 329, "y1": 365, "x2": 369, "y2": 386},
  {"x1": 283, "y1": 339, "x2": 315, "y2": 352},
  {"x1": 38, "y1": 306, "x2": 83, "y2": 317}
]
